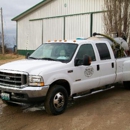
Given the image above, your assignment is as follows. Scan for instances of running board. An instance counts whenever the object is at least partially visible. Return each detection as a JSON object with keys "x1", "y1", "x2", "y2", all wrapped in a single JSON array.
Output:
[{"x1": 73, "y1": 86, "x2": 115, "y2": 99}]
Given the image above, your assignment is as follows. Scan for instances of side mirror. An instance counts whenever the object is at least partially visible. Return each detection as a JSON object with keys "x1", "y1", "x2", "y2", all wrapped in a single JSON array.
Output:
[
  {"x1": 83, "y1": 55, "x2": 91, "y2": 66},
  {"x1": 74, "y1": 58, "x2": 81, "y2": 66},
  {"x1": 25, "y1": 52, "x2": 30, "y2": 59}
]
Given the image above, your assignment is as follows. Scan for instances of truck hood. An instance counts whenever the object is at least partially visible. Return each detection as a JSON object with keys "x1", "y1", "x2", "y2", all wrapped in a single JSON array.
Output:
[{"x1": 0, "y1": 59, "x2": 64, "y2": 75}]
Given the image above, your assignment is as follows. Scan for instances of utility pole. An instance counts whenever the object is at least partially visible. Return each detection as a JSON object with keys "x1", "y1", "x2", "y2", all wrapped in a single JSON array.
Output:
[{"x1": 0, "y1": 8, "x2": 4, "y2": 54}]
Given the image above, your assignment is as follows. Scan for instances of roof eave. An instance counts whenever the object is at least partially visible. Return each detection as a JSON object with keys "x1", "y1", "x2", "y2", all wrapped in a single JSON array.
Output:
[{"x1": 12, "y1": 0, "x2": 52, "y2": 21}]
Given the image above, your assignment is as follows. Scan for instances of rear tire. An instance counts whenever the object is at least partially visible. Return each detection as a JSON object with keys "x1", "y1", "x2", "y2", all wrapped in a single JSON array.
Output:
[
  {"x1": 123, "y1": 81, "x2": 130, "y2": 90},
  {"x1": 45, "y1": 85, "x2": 68, "y2": 115}
]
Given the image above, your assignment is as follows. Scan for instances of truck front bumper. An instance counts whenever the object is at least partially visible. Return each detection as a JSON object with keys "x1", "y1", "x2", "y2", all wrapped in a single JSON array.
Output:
[{"x1": 0, "y1": 85, "x2": 49, "y2": 104}]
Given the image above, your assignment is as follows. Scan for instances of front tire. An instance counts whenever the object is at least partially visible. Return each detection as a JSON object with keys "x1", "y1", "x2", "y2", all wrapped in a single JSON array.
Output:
[{"x1": 45, "y1": 85, "x2": 68, "y2": 115}]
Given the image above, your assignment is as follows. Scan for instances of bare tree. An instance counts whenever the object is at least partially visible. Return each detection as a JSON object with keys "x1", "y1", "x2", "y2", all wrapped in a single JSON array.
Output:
[
  {"x1": 0, "y1": 31, "x2": 13, "y2": 54},
  {"x1": 0, "y1": 32, "x2": 1, "y2": 44},
  {"x1": 103, "y1": 0, "x2": 130, "y2": 43}
]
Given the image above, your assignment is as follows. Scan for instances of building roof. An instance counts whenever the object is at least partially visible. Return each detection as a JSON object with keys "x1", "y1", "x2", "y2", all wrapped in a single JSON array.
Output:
[{"x1": 12, "y1": 0, "x2": 52, "y2": 21}]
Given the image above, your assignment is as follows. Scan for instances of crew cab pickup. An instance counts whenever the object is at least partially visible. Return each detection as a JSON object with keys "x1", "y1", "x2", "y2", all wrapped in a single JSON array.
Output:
[{"x1": 0, "y1": 33, "x2": 130, "y2": 115}]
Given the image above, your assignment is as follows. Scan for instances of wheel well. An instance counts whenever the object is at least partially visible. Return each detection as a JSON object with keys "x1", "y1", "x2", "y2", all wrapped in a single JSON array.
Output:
[{"x1": 50, "y1": 80, "x2": 71, "y2": 96}]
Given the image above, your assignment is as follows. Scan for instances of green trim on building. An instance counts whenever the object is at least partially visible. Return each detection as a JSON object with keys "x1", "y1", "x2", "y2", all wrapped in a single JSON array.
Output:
[
  {"x1": 90, "y1": 13, "x2": 93, "y2": 37},
  {"x1": 16, "y1": 22, "x2": 18, "y2": 46},
  {"x1": 18, "y1": 50, "x2": 34, "y2": 56},
  {"x1": 30, "y1": 11, "x2": 106, "y2": 21},
  {"x1": 29, "y1": 10, "x2": 106, "y2": 39},
  {"x1": 63, "y1": 17, "x2": 66, "y2": 40},
  {"x1": 42, "y1": 21, "x2": 43, "y2": 43}
]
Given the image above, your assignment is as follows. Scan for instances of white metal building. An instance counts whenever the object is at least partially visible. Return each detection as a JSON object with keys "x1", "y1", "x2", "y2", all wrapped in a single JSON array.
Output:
[{"x1": 12, "y1": 0, "x2": 105, "y2": 55}]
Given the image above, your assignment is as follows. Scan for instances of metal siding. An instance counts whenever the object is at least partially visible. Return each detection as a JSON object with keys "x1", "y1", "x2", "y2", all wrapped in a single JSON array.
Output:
[
  {"x1": 93, "y1": 13, "x2": 105, "y2": 34},
  {"x1": 29, "y1": 0, "x2": 105, "y2": 20},
  {"x1": 43, "y1": 17, "x2": 63, "y2": 42},
  {"x1": 18, "y1": 18, "x2": 42, "y2": 50},
  {"x1": 29, "y1": 20, "x2": 42, "y2": 49},
  {"x1": 17, "y1": 18, "x2": 30, "y2": 50},
  {"x1": 65, "y1": 14, "x2": 90, "y2": 39},
  {"x1": 17, "y1": 0, "x2": 105, "y2": 51}
]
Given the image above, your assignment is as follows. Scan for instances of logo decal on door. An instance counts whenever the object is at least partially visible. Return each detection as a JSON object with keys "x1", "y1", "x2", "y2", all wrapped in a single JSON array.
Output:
[{"x1": 84, "y1": 66, "x2": 94, "y2": 77}]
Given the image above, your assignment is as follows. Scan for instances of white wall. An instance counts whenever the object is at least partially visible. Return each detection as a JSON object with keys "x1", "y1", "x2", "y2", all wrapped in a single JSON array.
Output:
[
  {"x1": 43, "y1": 17, "x2": 64, "y2": 42},
  {"x1": 93, "y1": 13, "x2": 105, "y2": 34},
  {"x1": 17, "y1": 0, "x2": 105, "y2": 51},
  {"x1": 30, "y1": 0, "x2": 104, "y2": 19},
  {"x1": 65, "y1": 14, "x2": 90, "y2": 40}
]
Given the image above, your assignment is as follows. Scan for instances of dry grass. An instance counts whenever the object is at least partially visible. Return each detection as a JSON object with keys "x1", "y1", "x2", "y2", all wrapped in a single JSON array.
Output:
[{"x1": 0, "y1": 54, "x2": 24, "y2": 65}]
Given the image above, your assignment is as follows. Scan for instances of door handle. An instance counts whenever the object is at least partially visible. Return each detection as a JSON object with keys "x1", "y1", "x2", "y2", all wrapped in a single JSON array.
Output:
[
  {"x1": 97, "y1": 65, "x2": 100, "y2": 71},
  {"x1": 112, "y1": 63, "x2": 114, "y2": 68}
]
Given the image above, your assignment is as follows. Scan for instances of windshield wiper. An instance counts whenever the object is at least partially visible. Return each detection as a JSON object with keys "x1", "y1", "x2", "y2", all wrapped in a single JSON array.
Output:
[
  {"x1": 29, "y1": 57, "x2": 56, "y2": 61},
  {"x1": 40, "y1": 58, "x2": 56, "y2": 61},
  {"x1": 28, "y1": 57, "x2": 37, "y2": 59}
]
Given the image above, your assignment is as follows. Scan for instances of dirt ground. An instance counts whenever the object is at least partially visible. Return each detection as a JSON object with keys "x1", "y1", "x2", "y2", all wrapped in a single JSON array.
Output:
[{"x1": 0, "y1": 55, "x2": 130, "y2": 130}]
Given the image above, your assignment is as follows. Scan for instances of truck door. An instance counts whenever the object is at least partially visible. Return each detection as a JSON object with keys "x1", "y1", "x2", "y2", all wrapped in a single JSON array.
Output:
[
  {"x1": 72, "y1": 44, "x2": 101, "y2": 94},
  {"x1": 96, "y1": 43, "x2": 116, "y2": 86}
]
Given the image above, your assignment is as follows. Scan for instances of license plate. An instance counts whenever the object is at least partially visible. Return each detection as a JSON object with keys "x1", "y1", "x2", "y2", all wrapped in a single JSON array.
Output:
[{"x1": 1, "y1": 93, "x2": 10, "y2": 101}]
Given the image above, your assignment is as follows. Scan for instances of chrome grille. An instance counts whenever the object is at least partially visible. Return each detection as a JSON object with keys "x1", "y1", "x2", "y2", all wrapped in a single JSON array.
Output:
[{"x1": 0, "y1": 71, "x2": 27, "y2": 87}]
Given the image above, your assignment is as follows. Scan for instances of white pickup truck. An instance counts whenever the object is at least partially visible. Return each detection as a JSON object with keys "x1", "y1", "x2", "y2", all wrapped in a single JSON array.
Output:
[{"x1": 0, "y1": 33, "x2": 130, "y2": 115}]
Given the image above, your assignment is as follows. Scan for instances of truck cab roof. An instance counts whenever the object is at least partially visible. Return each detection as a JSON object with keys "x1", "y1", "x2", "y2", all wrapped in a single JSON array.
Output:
[{"x1": 46, "y1": 37, "x2": 107, "y2": 45}]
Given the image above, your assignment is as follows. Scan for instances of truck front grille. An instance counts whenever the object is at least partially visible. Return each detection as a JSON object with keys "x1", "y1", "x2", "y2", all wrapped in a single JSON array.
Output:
[{"x1": 0, "y1": 71, "x2": 28, "y2": 87}]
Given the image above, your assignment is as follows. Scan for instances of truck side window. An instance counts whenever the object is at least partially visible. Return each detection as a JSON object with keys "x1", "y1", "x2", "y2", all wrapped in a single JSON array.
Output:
[
  {"x1": 96, "y1": 43, "x2": 111, "y2": 60},
  {"x1": 76, "y1": 44, "x2": 96, "y2": 61}
]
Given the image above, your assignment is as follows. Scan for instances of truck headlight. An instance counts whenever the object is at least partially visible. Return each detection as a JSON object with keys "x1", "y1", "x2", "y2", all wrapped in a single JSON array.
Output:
[{"x1": 29, "y1": 75, "x2": 44, "y2": 86}]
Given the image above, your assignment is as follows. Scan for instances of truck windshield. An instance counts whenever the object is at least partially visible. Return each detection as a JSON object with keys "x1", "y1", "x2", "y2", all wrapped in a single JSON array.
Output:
[{"x1": 29, "y1": 43, "x2": 78, "y2": 63}]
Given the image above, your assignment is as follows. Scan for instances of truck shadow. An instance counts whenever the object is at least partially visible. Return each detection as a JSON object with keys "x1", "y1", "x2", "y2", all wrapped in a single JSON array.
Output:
[
  {"x1": 0, "y1": 85, "x2": 130, "y2": 130},
  {"x1": 66, "y1": 85, "x2": 129, "y2": 114},
  {"x1": 0, "y1": 85, "x2": 129, "y2": 117}
]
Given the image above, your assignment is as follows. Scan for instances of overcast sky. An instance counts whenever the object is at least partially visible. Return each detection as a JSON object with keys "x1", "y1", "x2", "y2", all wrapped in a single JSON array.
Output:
[{"x1": 0, "y1": 0, "x2": 42, "y2": 47}]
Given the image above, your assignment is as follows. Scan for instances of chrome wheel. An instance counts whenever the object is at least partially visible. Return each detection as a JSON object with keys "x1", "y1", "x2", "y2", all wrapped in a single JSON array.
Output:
[
  {"x1": 53, "y1": 92, "x2": 65, "y2": 109},
  {"x1": 45, "y1": 85, "x2": 68, "y2": 115}
]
